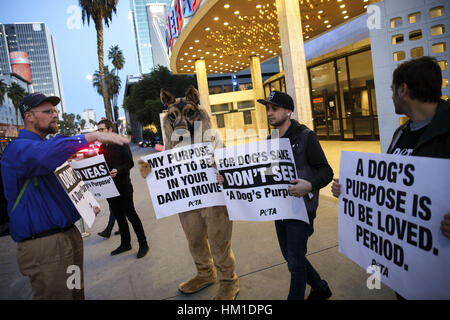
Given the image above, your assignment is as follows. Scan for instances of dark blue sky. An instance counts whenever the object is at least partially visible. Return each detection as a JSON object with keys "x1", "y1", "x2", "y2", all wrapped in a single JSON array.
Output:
[{"x1": 0, "y1": 0, "x2": 138, "y2": 120}]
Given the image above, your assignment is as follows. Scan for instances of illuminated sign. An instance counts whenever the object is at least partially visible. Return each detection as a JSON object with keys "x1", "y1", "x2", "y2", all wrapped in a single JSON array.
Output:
[
  {"x1": 167, "y1": 0, "x2": 203, "y2": 50},
  {"x1": 312, "y1": 97, "x2": 324, "y2": 103}
]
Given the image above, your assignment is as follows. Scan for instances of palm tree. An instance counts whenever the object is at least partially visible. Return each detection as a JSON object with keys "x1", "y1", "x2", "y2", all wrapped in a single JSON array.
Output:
[
  {"x1": 79, "y1": 0, "x2": 118, "y2": 122},
  {"x1": 108, "y1": 45, "x2": 125, "y2": 120},
  {"x1": 92, "y1": 65, "x2": 121, "y2": 115},
  {"x1": 108, "y1": 45, "x2": 124, "y2": 73},
  {"x1": 0, "y1": 80, "x2": 7, "y2": 106},
  {"x1": 6, "y1": 83, "x2": 26, "y2": 127}
]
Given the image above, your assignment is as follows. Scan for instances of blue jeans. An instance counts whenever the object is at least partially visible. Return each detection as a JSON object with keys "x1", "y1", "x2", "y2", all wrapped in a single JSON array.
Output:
[{"x1": 275, "y1": 218, "x2": 326, "y2": 300}]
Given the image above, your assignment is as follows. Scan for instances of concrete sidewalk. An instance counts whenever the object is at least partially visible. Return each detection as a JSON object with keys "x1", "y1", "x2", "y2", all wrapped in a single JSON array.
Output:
[{"x1": 0, "y1": 142, "x2": 395, "y2": 300}]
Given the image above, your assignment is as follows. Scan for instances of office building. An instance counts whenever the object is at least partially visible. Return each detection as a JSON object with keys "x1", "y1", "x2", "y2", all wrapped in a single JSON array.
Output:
[
  {"x1": 82, "y1": 108, "x2": 96, "y2": 128},
  {"x1": 0, "y1": 22, "x2": 66, "y2": 116},
  {"x1": 129, "y1": 0, "x2": 172, "y2": 74}
]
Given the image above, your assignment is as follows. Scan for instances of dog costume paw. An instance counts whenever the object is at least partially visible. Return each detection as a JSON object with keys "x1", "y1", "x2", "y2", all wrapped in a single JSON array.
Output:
[
  {"x1": 178, "y1": 272, "x2": 217, "y2": 294},
  {"x1": 138, "y1": 159, "x2": 151, "y2": 178}
]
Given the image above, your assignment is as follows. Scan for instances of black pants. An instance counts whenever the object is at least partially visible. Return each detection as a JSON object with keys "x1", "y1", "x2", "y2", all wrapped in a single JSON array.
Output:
[
  {"x1": 107, "y1": 181, "x2": 147, "y2": 247},
  {"x1": 275, "y1": 217, "x2": 326, "y2": 300}
]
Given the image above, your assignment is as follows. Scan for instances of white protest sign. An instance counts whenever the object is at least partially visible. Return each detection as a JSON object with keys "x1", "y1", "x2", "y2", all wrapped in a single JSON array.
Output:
[
  {"x1": 141, "y1": 143, "x2": 225, "y2": 219},
  {"x1": 69, "y1": 154, "x2": 119, "y2": 199},
  {"x1": 54, "y1": 162, "x2": 99, "y2": 228},
  {"x1": 214, "y1": 138, "x2": 309, "y2": 223},
  {"x1": 338, "y1": 151, "x2": 450, "y2": 299}
]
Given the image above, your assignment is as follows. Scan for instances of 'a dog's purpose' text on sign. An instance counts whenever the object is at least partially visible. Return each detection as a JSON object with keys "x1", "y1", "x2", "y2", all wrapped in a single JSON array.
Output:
[
  {"x1": 338, "y1": 151, "x2": 450, "y2": 299},
  {"x1": 141, "y1": 143, "x2": 225, "y2": 219},
  {"x1": 215, "y1": 138, "x2": 308, "y2": 222}
]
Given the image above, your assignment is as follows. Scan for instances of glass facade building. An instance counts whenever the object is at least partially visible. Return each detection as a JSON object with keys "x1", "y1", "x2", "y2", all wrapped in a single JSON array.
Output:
[
  {"x1": 129, "y1": 0, "x2": 171, "y2": 74},
  {"x1": 1, "y1": 23, "x2": 66, "y2": 115},
  {"x1": 0, "y1": 24, "x2": 11, "y2": 75}
]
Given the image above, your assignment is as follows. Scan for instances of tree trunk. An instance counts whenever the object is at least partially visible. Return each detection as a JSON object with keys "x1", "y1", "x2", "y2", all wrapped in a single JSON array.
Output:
[
  {"x1": 15, "y1": 106, "x2": 19, "y2": 128},
  {"x1": 95, "y1": 17, "x2": 112, "y2": 121}
]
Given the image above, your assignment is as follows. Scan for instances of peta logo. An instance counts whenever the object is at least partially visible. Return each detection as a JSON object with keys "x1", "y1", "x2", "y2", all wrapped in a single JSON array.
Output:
[{"x1": 260, "y1": 208, "x2": 277, "y2": 216}]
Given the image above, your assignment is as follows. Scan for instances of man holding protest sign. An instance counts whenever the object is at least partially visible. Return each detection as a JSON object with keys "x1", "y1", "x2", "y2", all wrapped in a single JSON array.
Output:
[
  {"x1": 257, "y1": 91, "x2": 334, "y2": 300},
  {"x1": 332, "y1": 56, "x2": 450, "y2": 298},
  {"x1": 1, "y1": 93, "x2": 129, "y2": 299},
  {"x1": 97, "y1": 119, "x2": 149, "y2": 259}
]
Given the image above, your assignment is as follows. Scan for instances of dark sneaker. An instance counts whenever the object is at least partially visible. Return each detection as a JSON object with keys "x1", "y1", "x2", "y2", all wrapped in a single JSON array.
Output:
[
  {"x1": 98, "y1": 230, "x2": 111, "y2": 238},
  {"x1": 137, "y1": 244, "x2": 149, "y2": 259},
  {"x1": 110, "y1": 245, "x2": 132, "y2": 256},
  {"x1": 307, "y1": 283, "x2": 332, "y2": 300}
]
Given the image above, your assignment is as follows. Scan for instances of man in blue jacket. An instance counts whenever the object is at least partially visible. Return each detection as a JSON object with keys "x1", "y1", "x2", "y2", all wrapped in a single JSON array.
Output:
[{"x1": 1, "y1": 92, "x2": 129, "y2": 300}]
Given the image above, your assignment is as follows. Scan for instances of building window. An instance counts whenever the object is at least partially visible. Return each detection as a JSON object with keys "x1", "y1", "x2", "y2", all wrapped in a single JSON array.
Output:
[
  {"x1": 237, "y1": 100, "x2": 254, "y2": 111},
  {"x1": 432, "y1": 42, "x2": 446, "y2": 54},
  {"x1": 392, "y1": 34, "x2": 404, "y2": 45},
  {"x1": 393, "y1": 51, "x2": 406, "y2": 61},
  {"x1": 211, "y1": 103, "x2": 231, "y2": 114},
  {"x1": 243, "y1": 110, "x2": 252, "y2": 125},
  {"x1": 411, "y1": 47, "x2": 424, "y2": 58},
  {"x1": 216, "y1": 114, "x2": 225, "y2": 128},
  {"x1": 408, "y1": 12, "x2": 421, "y2": 24},
  {"x1": 390, "y1": 17, "x2": 402, "y2": 29},
  {"x1": 409, "y1": 29, "x2": 422, "y2": 40},
  {"x1": 437, "y1": 60, "x2": 448, "y2": 71},
  {"x1": 431, "y1": 25, "x2": 445, "y2": 36},
  {"x1": 430, "y1": 6, "x2": 444, "y2": 19}
]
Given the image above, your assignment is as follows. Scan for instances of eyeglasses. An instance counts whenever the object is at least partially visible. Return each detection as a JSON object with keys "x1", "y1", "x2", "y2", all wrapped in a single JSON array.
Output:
[
  {"x1": 30, "y1": 109, "x2": 60, "y2": 116},
  {"x1": 97, "y1": 127, "x2": 107, "y2": 132}
]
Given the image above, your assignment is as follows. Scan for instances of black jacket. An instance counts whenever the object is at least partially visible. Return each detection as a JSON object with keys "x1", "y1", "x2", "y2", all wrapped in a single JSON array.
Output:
[
  {"x1": 387, "y1": 100, "x2": 450, "y2": 158},
  {"x1": 99, "y1": 143, "x2": 134, "y2": 187},
  {"x1": 281, "y1": 120, "x2": 334, "y2": 190},
  {"x1": 270, "y1": 120, "x2": 333, "y2": 218}
]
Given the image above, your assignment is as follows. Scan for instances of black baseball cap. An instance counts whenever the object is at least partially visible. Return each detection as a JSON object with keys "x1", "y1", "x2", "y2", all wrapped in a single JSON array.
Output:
[
  {"x1": 19, "y1": 92, "x2": 60, "y2": 118},
  {"x1": 257, "y1": 91, "x2": 294, "y2": 111}
]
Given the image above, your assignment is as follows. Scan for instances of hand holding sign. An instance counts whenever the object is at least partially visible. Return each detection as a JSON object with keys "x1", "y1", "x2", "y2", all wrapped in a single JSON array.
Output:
[
  {"x1": 288, "y1": 178, "x2": 312, "y2": 197},
  {"x1": 331, "y1": 178, "x2": 341, "y2": 198},
  {"x1": 110, "y1": 168, "x2": 118, "y2": 178}
]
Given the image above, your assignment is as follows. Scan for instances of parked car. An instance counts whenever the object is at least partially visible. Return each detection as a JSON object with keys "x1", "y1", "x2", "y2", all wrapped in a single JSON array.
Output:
[{"x1": 139, "y1": 140, "x2": 153, "y2": 148}]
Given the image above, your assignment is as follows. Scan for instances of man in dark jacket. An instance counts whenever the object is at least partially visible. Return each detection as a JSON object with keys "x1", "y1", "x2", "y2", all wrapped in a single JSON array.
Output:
[
  {"x1": 97, "y1": 120, "x2": 149, "y2": 259},
  {"x1": 258, "y1": 91, "x2": 334, "y2": 300},
  {"x1": 332, "y1": 56, "x2": 450, "y2": 298}
]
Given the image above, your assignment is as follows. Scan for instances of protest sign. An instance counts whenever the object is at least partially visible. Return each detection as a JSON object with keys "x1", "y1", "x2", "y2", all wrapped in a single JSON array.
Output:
[
  {"x1": 70, "y1": 154, "x2": 119, "y2": 199},
  {"x1": 141, "y1": 143, "x2": 225, "y2": 219},
  {"x1": 214, "y1": 138, "x2": 309, "y2": 223},
  {"x1": 338, "y1": 151, "x2": 450, "y2": 299},
  {"x1": 54, "y1": 162, "x2": 99, "y2": 228}
]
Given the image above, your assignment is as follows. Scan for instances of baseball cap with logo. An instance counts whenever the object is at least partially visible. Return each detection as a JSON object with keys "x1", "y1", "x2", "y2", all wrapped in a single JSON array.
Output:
[
  {"x1": 19, "y1": 92, "x2": 60, "y2": 118},
  {"x1": 257, "y1": 91, "x2": 294, "y2": 111}
]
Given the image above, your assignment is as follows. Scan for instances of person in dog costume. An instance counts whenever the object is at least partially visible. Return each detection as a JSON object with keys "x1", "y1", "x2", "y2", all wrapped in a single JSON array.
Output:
[{"x1": 138, "y1": 87, "x2": 239, "y2": 300}]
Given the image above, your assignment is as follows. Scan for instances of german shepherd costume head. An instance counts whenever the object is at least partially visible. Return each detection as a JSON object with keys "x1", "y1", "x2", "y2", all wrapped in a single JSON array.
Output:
[{"x1": 161, "y1": 87, "x2": 221, "y2": 150}]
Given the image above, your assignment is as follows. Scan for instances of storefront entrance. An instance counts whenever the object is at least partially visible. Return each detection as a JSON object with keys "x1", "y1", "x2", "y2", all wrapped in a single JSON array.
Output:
[{"x1": 264, "y1": 47, "x2": 379, "y2": 141}]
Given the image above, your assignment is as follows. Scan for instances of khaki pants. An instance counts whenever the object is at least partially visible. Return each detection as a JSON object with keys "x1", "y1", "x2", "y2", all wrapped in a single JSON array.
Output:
[
  {"x1": 178, "y1": 205, "x2": 237, "y2": 284},
  {"x1": 16, "y1": 225, "x2": 84, "y2": 300}
]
